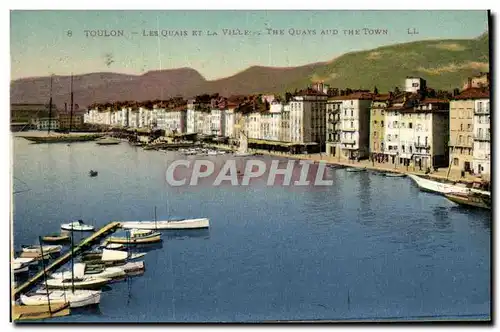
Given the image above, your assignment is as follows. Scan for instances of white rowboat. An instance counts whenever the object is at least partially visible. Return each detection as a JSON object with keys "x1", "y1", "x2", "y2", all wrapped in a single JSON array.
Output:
[
  {"x1": 51, "y1": 263, "x2": 125, "y2": 280},
  {"x1": 22, "y1": 245, "x2": 62, "y2": 254},
  {"x1": 120, "y1": 218, "x2": 210, "y2": 230},
  {"x1": 21, "y1": 290, "x2": 101, "y2": 308}
]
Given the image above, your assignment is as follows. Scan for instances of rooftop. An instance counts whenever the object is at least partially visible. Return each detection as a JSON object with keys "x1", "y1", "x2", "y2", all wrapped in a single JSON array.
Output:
[{"x1": 452, "y1": 87, "x2": 490, "y2": 100}]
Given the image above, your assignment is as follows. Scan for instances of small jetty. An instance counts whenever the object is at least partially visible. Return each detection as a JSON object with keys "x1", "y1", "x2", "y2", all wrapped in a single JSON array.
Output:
[{"x1": 13, "y1": 222, "x2": 121, "y2": 298}]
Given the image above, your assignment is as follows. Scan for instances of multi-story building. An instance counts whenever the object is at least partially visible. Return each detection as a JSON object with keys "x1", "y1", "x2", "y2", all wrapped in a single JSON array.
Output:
[
  {"x1": 369, "y1": 94, "x2": 390, "y2": 160},
  {"x1": 473, "y1": 95, "x2": 491, "y2": 176},
  {"x1": 288, "y1": 89, "x2": 327, "y2": 145},
  {"x1": 260, "y1": 102, "x2": 282, "y2": 141},
  {"x1": 279, "y1": 104, "x2": 291, "y2": 142},
  {"x1": 162, "y1": 107, "x2": 187, "y2": 134},
  {"x1": 223, "y1": 107, "x2": 236, "y2": 139},
  {"x1": 449, "y1": 88, "x2": 482, "y2": 173},
  {"x1": 210, "y1": 108, "x2": 226, "y2": 136},
  {"x1": 58, "y1": 113, "x2": 85, "y2": 130},
  {"x1": 32, "y1": 117, "x2": 59, "y2": 131},
  {"x1": 11, "y1": 103, "x2": 56, "y2": 124},
  {"x1": 129, "y1": 110, "x2": 139, "y2": 129},
  {"x1": 325, "y1": 98, "x2": 342, "y2": 158},
  {"x1": 245, "y1": 111, "x2": 262, "y2": 139},
  {"x1": 397, "y1": 98, "x2": 450, "y2": 170},
  {"x1": 334, "y1": 92, "x2": 373, "y2": 160},
  {"x1": 383, "y1": 94, "x2": 417, "y2": 165}
]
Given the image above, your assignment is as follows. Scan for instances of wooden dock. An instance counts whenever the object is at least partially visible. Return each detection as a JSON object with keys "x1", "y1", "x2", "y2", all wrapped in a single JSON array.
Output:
[{"x1": 12, "y1": 222, "x2": 121, "y2": 298}]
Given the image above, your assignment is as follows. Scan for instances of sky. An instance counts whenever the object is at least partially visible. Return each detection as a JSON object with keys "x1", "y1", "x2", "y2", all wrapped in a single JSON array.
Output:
[{"x1": 10, "y1": 10, "x2": 489, "y2": 80}]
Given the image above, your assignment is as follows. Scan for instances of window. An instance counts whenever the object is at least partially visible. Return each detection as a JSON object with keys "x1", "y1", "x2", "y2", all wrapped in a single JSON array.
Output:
[
  {"x1": 425, "y1": 136, "x2": 428, "y2": 146},
  {"x1": 381, "y1": 121, "x2": 384, "y2": 127},
  {"x1": 374, "y1": 120, "x2": 378, "y2": 124},
  {"x1": 350, "y1": 121, "x2": 354, "y2": 128},
  {"x1": 374, "y1": 131, "x2": 377, "y2": 138},
  {"x1": 467, "y1": 123, "x2": 472, "y2": 130},
  {"x1": 351, "y1": 110, "x2": 353, "y2": 117},
  {"x1": 453, "y1": 158, "x2": 459, "y2": 166},
  {"x1": 458, "y1": 135, "x2": 463, "y2": 144},
  {"x1": 351, "y1": 101, "x2": 353, "y2": 106},
  {"x1": 409, "y1": 122, "x2": 413, "y2": 129}
]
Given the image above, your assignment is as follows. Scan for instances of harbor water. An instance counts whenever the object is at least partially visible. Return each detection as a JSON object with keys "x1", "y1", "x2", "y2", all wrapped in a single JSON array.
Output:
[{"x1": 12, "y1": 136, "x2": 491, "y2": 322}]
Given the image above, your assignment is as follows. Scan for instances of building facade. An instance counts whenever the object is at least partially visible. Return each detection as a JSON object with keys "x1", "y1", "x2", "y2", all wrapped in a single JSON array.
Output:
[
  {"x1": 32, "y1": 117, "x2": 60, "y2": 131},
  {"x1": 449, "y1": 88, "x2": 486, "y2": 173},
  {"x1": 325, "y1": 99, "x2": 342, "y2": 158},
  {"x1": 369, "y1": 94, "x2": 390, "y2": 160},
  {"x1": 473, "y1": 97, "x2": 491, "y2": 176},
  {"x1": 289, "y1": 91, "x2": 327, "y2": 145},
  {"x1": 335, "y1": 93, "x2": 373, "y2": 161}
]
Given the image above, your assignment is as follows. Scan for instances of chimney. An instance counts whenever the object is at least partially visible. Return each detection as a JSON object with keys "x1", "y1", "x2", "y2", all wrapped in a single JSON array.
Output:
[{"x1": 467, "y1": 77, "x2": 472, "y2": 89}]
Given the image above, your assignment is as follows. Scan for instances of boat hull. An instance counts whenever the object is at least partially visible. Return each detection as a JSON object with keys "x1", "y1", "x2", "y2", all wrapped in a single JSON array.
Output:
[
  {"x1": 445, "y1": 194, "x2": 491, "y2": 210},
  {"x1": 12, "y1": 302, "x2": 70, "y2": 321},
  {"x1": 408, "y1": 174, "x2": 470, "y2": 195},
  {"x1": 46, "y1": 278, "x2": 109, "y2": 290},
  {"x1": 61, "y1": 224, "x2": 95, "y2": 231},
  {"x1": 107, "y1": 235, "x2": 162, "y2": 244},
  {"x1": 22, "y1": 290, "x2": 101, "y2": 308},
  {"x1": 41, "y1": 235, "x2": 71, "y2": 243},
  {"x1": 120, "y1": 218, "x2": 210, "y2": 230},
  {"x1": 22, "y1": 134, "x2": 103, "y2": 144}
]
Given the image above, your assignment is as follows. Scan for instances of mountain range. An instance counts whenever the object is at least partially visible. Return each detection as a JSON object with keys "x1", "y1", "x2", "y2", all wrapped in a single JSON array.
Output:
[{"x1": 10, "y1": 32, "x2": 489, "y2": 108}]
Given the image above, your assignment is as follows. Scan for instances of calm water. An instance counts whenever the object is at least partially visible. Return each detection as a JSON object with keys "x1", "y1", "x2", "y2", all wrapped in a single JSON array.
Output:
[{"x1": 12, "y1": 136, "x2": 491, "y2": 322}]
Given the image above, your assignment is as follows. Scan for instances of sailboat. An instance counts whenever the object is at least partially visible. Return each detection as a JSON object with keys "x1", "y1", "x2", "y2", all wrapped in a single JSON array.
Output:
[
  {"x1": 45, "y1": 230, "x2": 109, "y2": 291},
  {"x1": 120, "y1": 206, "x2": 210, "y2": 230},
  {"x1": 22, "y1": 74, "x2": 103, "y2": 144},
  {"x1": 50, "y1": 262, "x2": 126, "y2": 280},
  {"x1": 14, "y1": 238, "x2": 71, "y2": 320}
]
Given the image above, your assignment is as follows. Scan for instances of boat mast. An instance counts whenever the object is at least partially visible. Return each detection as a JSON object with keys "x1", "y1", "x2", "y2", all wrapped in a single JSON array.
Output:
[
  {"x1": 69, "y1": 74, "x2": 74, "y2": 133},
  {"x1": 38, "y1": 237, "x2": 52, "y2": 315},
  {"x1": 47, "y1": 76, "x2": 53, "y2": 135},
  {"x1": 154, "y1": 206, "x2": 157, "y2": 230},
  {"x1": 71, "y1": 229, "x2": 75, "y2": 293}
]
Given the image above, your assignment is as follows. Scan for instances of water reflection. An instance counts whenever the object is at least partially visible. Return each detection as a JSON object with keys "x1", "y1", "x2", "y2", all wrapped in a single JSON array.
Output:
[
  {"x1": 159, "y1": 229, "x2": 210, "y2": 240},
  {"x1": 432, "y1": 206, "x2": 451, "y2": 230}
]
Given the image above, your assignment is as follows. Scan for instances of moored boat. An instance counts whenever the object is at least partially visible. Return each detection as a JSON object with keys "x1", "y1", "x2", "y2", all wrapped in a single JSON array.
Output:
[
  {"x1": 96, "y1": 137, "x2": 121, "y2": 145},
  {"x1": 384, "y1": 172, "x2": 406, "y2": 177},
  {"x1": 22, "y1": 245, "x2": 62, "y2": 255},
  {"x1": 107, "y1": 229, "x2": 161, "y2": 244},
  {"x1": 51, "y1": 263, "x2": 125, "y2": 280},
  {"x1": 21, "y1": 289, "x2": 101, "y2": 308},
  {"x1": 346, "y1": 167, "x2": 366, "y2": 173},
  {"x1": 408, "y1": 174, "x2": 470, "y2": 195},
  {"x1": 12, "y1": 302, "x2": 70, "y2": 321},
  {"x1": 61, "y1": 220, "x2": 95, "y2": 231},
  {"x1": 41, "y1": 233, "x2": 71, "y2": 243},
  {"x1": 46, "y1": 276, "x2": 110, "y2": 290},
  {"x1": 120, "y1": 218, "x2": 210, "y2": 230},
  {"x1": 445, "y1": 192, "x2": 491, "y2": 210}
]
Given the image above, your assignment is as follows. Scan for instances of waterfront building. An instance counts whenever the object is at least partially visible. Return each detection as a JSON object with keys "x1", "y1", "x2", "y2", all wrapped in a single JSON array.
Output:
[
  {"x1": 11, "y1": 103, "x2": 56, "y2": 124},
  {"x1": 186, "y1": 102, "x2": 196, "y2": 134},
  {"x1": 194, "y1": 110, "x2": 211, "y2": 135},
  {"x1": 449, "y1": 87, "x2": 485, "y2": 174},
  {"x1": 397, "y1": 98, "x2": 450, "y2": 170},
  {"x1": 369, "y1": 94, "x2": 390, "y2": 161},
  {"x1": 330, "y1": 92, "x2": 372, "y2": 161},
  {"x1": 383, "y1": 93, "x2": 417, "y2": 165},
  {"x1": 210, "y1": 108, "x2": 226, "y2": 136},
  {"x1": 325, "y1": 98, "x2": 342, "y2": 158},
  {"x1": 162, "y1": 106, "x2": 187, "y2": 134},
  {"x1": 404, "y1": 77, "x2": 427, "y2": 94},
  {"x1": 288, "y1": 89, "x2": 327, "y2": 146},
  {"x1": 58, "y1": 113, "x2": 84, "y2": 130},
  {"x1": 245, "y1": 111, "x2": 262, "y2": 139},
  {"x1": 32, "y1": 117, "x2": 59, "y2": 131},
  {"x1": 129, "y1": 109, "x2": 139, "y2": 129},
  {"x1": 260, "y1": 102, "x2": 282, "y2": 141},
  {"x1": 223, "y1": 107, "x2": 236, "y2": 139},
  {"x1": 473, "y1": 95, "x2": 491, "y2": 177},
  {"x1": 279, "y1": 104, "x2": 291, "y2": 142}
]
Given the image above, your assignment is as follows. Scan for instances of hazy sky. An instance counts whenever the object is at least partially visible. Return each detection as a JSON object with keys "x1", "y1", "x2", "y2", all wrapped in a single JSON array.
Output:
[{"x1": 10, "y1": 10, "x2": 488, "y2": 80}]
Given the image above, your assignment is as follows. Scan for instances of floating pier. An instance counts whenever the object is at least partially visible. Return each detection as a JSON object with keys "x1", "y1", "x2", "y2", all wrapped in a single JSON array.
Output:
[{"x1": 12, "y1": 222, "x2": 121, "y2": 298}]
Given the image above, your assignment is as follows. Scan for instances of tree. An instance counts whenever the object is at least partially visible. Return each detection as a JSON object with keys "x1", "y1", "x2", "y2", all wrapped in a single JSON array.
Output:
[
  {"x1": 394, "y1": 86, "x2": 400, "y2": 95},
  {"x1": 373, "y1": 86, "x2": 379, "y2": 95}
]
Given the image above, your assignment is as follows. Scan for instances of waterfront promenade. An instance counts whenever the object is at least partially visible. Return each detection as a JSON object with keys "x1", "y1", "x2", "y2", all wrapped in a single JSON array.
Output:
[{"x1": 207, "y1": 144, "x2": 481, "y2": 184}]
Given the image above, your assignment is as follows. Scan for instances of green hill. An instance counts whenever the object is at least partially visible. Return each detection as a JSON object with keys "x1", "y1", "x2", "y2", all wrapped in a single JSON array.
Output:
[{"x1": 286, "y1": 32, "x2": 489, "y2": 92}]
